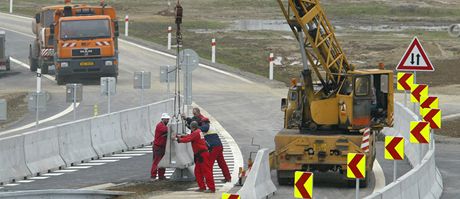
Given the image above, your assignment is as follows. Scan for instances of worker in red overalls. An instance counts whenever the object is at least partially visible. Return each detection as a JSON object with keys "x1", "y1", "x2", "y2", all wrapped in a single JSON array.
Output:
[
  {"x1": 201, "y1": 118, "x2": 231, "y2": 183},
  {"x1": 150, "y1": 113, "x2": 170, "y2": 181},
  {"x1": 175, "y1": 121, "x2": 215, "y2": 193}
]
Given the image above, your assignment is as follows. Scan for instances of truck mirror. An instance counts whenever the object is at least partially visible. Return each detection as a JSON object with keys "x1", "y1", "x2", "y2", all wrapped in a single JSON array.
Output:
[
  {"x1": 35, "y1": 14, "x2": 40, "y2": 24},
  {"x1": 281, "y1": 98, "x2": 287, "y2": 111},
  {"x1": 114, "y1": 21, "x2": 119, "y2": 37}
]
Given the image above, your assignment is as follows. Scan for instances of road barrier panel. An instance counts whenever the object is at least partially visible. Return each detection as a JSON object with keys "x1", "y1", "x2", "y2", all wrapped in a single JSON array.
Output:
[
  {"x1": 120, "y1": 105, "x2": 152, "y2": 149},
  {"x1": 0, "y1": 135, "x2": 31, "y2": 184},
  {"x1": 237, "y1": 148, "x2": 276, "y2": 199},
  {"x1": 58, "y1": 118, "x2": 98, "y2": 166},
  {"x1": 24, "y1": 126, "x2": 65, "y2": 176},
  {"x1": 399, "y1": 169, "x2": 420, "y2": 199},
  {"x1": 90, "y1": 113, "x2": 127, "y2": 157}
]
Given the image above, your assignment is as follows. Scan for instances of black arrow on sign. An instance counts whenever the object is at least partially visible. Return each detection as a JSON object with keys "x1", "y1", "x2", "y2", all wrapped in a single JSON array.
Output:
[
  {"x1": 411, "y1": 53, "x2": 415, "y2": 65},
  {"x1": 416, "y1": 54, "x2": 420, "y2": 65}
]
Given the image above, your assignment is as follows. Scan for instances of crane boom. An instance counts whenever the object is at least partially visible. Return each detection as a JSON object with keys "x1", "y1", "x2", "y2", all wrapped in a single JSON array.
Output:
[{"x1": 277, "y1": 0, "x2": 351, "y2": 94}]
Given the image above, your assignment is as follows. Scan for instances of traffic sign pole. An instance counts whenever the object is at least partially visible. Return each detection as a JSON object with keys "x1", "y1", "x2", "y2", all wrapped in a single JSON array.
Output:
[
  {"x1": 35, "y1": 68, "x2": 42, "y2": 129},
  {"x1": 393, "y1": 160, "x2": 397, "y2": 182},
  {"x1": 73, "y1": 84, "x2": 77, "y2": 120},
  {"x1": 413, "y1": 72, "x2": 417, "y2": 114},
  {"x1": 355, "y1": 178, "x2": 359, "y2": 199},
  {"x1": 141, "y1": 71, "x2": 144, "y2": 106}
]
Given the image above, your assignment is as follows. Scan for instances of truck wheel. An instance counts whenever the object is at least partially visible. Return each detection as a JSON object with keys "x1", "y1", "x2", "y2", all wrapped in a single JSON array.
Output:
[
  {"x1": 56, "y1": 75, "x2": 65, "y2": 85},
  {"x1": 41, "y1": 64, "x2": 49, "y2": 74},
  {"x1": 29, "y1": 45, "x2": 38, "y2": 72},
  {"x1": 277, "y1": 170, "x2": 293, "y2": 185}
]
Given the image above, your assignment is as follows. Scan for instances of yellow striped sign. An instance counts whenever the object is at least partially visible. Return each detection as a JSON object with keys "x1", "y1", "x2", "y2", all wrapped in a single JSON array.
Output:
[
  {"x1": 410, "y1": 121, "x2": 430, "y2": 144},
  {"x1": 347, "y1": 153, "x2": 366, "y2": 179},
  {"x1": 294, "y1": 171, "x2": 313, "y2": 199},
  {"x1": 384, "y1": 136, "x2": 404, "y2": 160}
]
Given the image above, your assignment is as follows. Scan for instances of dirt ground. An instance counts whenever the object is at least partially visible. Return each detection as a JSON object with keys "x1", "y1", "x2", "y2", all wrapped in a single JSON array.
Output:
[
  {"x1": 108, "y1": 180, "x2": 196, "y2": 199},
  {"x1": 0, "y1": 92, "x2": 27, "y2": 129}
]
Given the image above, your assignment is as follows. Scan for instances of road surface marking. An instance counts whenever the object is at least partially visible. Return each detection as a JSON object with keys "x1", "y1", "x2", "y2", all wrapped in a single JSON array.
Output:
[
  {"x1": 4, "y1": 184, "x2": 19, "y2": 187},
  {"x1": 68, "y1": 166, "x2": 92, "y2": 169},
  {"x1": 17, "y1": 180, "x2": 34, "y2": 183},
  {"x1": 29, "y1": 177, "x2": 49, "y2": 180},
  {"x1": 79, "y1": 163, "x2": 106, "y2": 166},
  {"x1": 90, "y1": 159, "x2": 119, "y2": 163},
  {"x1": 55, "y1": 170, "x2": 77, "y2": 173},
  {"x1": 101, "y1": 156, "x2": 132, "y2": 160},
  {"x1": 112, "y1": 153, "x2": 144, "y2": 157},
  {"x1": 42, "y1": 173, "x2": 64, "y2": 176}
]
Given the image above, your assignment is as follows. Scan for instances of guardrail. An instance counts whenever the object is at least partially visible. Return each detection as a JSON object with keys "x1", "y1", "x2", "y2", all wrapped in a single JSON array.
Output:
[
  {"x1": 364, "y1": 102, "x2": 443, "y2": 199},
  {"x1": 0, "y1": 99, "x2": 173, "y2": 185}
]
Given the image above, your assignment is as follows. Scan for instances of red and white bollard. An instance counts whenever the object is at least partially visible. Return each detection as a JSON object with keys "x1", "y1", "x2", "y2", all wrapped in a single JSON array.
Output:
[
  {"x1": 124, "y1": 15, "x2": 129, "y2": 37},
  {"x1": 211, "y1": 38, "x2": 216, "y2": 63},
  {"x1": 167, "y1": 26, "x2": 172, "y2": 50},
  {"x1": 269, "y1": 53, "x2": 274, "y2": 80}
]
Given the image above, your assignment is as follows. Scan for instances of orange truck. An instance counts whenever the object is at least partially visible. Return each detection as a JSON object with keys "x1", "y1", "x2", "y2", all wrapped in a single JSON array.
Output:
[{"x1": 32, "y1": 1, "x2": 119, "y2": 84}]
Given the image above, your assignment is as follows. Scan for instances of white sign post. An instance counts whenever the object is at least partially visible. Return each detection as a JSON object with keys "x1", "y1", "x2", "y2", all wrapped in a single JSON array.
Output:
[
  {"x1": 269, "y1": 53, "x2": 274, "y2": 80},
  {"x1": 211, "y1": 38, "x2": 216, "y2": 63},
  {"x1": 35, "y1": 68, "x2": 42, "y2": 128},
  {"x1": 9, "y1": 0, "x2": 13, "y2": 13},
  {"x1": 124, "y1": 15, "x2": 129, "y2": 37},
  {"x1": 167, "y1": 26, "x2": 172, "y2": 50}
]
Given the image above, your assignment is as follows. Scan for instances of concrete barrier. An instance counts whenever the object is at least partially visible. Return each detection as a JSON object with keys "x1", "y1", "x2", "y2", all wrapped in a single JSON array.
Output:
[
  {"x1": 57, "y1": 119, "x2": 98, "y2": 166},
  {"x1": 0, "y1": 189, "x2": 131, "y2": 199},
  {"x1": 24, "y1": 126, "x2": 65, "y2": 176},
  {"x1": 90, "y1": 113, "x2": 127, "y2": 156},
  {"x1": 364, "y1": 102, "x2": 443, "y2": 199},
  {"x1": 237, "y1": 148, "x2": 276, "y2": 199},
  {"x1": 0, "y1": 135, "x2": 31, "y2": 184},
  {"x1": 120, "y1": 106, "x2": 153, "y2": 149}
]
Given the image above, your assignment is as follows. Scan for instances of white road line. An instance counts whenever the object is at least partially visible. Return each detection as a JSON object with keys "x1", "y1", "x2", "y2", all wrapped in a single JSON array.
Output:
[
  {"x1": 0, "y1": 58, "x2": 80, "y2": 136},
  {"x1": 372, "y1": 159, "x2": 386, "y2": 193},
  {"x1": 79, "y1": 163, "x2": 106, "y2": 166},
  {"x1": 101, "y1": 156, "x2": 132, "y2": 160},
  {"x1": 68, "y1": 166, "x2": 92, "y2": 169},
  {"x1": 0, "y1": 26, "x2": 34, "y2": 38},
  {"x1": 17, "y1": 180, "x2": 34, "y2": 183},
  {"x1": 4, "y1": 184, "x2": 19, "y2": 187},
  {"x1": 123, "y1": 151, "x2": 151, "y2": 154},
  {"x1": 119, "y1": 39, "x2": 254, "y2": 84},
  {"x1": 29, "y1": 176, "x2": 49, "y2": 180},
  {"x1": 10, "y1": 57, "x2": 54, "y2": 80},
  {"x1": 42, "y1": 173, "x2": 64, "y2": 176},
  {"x1": 55, "y1": 169, "x2": 77, "y2": 173},
  {"x1": 90, "y1": 159, "x2": 119, "y2": 163},
  {"x1": 112, "y1": 153, "x2": 145, "y2": 157}
]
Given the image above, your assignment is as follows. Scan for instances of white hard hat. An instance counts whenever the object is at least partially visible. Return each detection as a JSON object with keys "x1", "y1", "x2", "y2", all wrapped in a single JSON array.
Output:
[{"x1": 161, "y1": 113, "x2": 171, "y2": 119}]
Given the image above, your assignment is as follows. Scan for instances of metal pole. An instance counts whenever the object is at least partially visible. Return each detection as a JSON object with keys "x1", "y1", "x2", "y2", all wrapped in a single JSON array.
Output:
[
  {"x1": 356, "y1": 178, "x2": 360, "y2": 199},
  {"x1": 404, "y1": 90, "x2": 407, "y2": 107},
  {"x1": 73, "y1": 84, "x2": 76, "y2": 120},
  {"x1": 166, "y1": 65, "x2": 170, "y2": 113},
  {"x1": 413, "y1": 71, "x2": 417, "y2": 115},
  {"x1": 107, "y1": 79, "x2": 111, "y2": 114},
  {"x1": 9, "y1": 0, "x2": 13, "y2": 13},
  {"x1": 35, "y1": 68, "x2": 42, "y2": 129},
  {"x1": 167, "y1": 26, "x2": 172, "y2": 50},
  {"x1": 393, "y1": 160, "x2": 397, "y2": 182},
  {"x1": 141, "y1": 71, "x2": 144, "y2": 106}
]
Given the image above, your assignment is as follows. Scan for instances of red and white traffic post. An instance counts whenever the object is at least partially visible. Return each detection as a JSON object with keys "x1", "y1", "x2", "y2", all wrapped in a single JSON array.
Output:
[
  {"x1": 35, "y1": 68, "x2": 42, "y2": 128},
  {"x1": 211, "y1": 38, "x2": 216, "y2": 63},
  {"x1": 9, "y1": 0, "x2": 13, "y2": 13},
  {"x1": 124, "y1": 15, "x2": 129, "y2": 37},
  {"x1": 167, "y1": 26, "x2": 172, "y2": 50},
  {"x1": 269, "y1": 53, "x2": 274, "y2": 80}
]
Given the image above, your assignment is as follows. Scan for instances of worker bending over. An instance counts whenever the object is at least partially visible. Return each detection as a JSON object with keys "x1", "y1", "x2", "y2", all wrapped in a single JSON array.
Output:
[
  {"x1": 175, "y1": 121, "x2": 215, "y2": 193},
  {"x1": 201, "y1": 117, "x2": 232, "y2": 183},
  {"x1": 182, "y1": 107, "x2": 206, "y2": 128},
  {"x1": 150, "y1": 113, "x2": 170, "y2": 181}
]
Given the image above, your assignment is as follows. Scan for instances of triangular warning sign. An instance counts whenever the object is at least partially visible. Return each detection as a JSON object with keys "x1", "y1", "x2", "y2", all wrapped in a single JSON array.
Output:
[{"x1": 396, "y1": 37, "x2": 435, "y2": 71}]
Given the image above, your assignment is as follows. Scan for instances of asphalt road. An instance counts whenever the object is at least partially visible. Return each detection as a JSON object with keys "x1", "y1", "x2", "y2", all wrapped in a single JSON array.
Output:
[{"x1": 0, "y1": 12, "x2": 452, "y2": 199}]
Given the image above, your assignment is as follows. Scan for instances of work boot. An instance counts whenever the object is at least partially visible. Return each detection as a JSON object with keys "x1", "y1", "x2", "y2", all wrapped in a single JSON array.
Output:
[
  {"x1": 221, "y1": 179, "x2": 231, "y2": 183},
  {"x1": 194, "y1": 189, "x2": 205, "y2": 192},
  {"x1": 204, "y1": 189, "x2": 216, "y2": 193}
]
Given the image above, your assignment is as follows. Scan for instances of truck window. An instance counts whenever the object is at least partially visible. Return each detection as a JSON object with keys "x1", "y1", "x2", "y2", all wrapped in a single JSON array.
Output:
[
  {"x1": 42, "y1": 10, "x2": 55, "y2": 27},
  {"x1": 354, "y1": 76, "x2": 370, "y2": 97},
  {"x1": 60, "y1": 19, "x2": 111, "y2": 40}
]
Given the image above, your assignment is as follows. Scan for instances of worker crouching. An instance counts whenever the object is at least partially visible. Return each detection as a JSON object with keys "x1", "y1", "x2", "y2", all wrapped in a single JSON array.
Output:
[{"x1": 175, "y1": 121, "x2": 215, "y2": 193}]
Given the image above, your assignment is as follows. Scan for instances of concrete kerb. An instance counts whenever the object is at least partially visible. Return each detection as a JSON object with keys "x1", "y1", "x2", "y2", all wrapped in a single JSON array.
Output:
[
  {"x1": 120, "y1": 105, "x2": 153, "y2": 149},
  {"x1": 0, "y1": 135, "x2": 31, "y2": 184},
  {"x1": 57, "y1": 118, "x2": 98, "y2": 166},
  {"x1": 237, "y1": 148, "x2": 276, "y2": 199},
  {"x1": 90, "y1": 112, "x2": 128, "y2": 157},
  {"x1": 24, "y1": 126, "x2": 65, "y2": 176}
]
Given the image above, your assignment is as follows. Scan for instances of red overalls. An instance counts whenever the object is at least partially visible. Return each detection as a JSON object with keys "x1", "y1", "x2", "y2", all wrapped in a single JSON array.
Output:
[
  {"x1": 178, "y1": 129, "x2": 215, "y2": 191},
  {"x1": 150, "y1": 121, "x2": 168, "y2": 179}
]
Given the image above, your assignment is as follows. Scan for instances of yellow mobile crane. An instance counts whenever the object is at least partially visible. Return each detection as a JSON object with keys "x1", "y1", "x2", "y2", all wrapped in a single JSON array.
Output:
[{"x1": 271, "y1": 0, "x2": 394, "y2": 186}]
